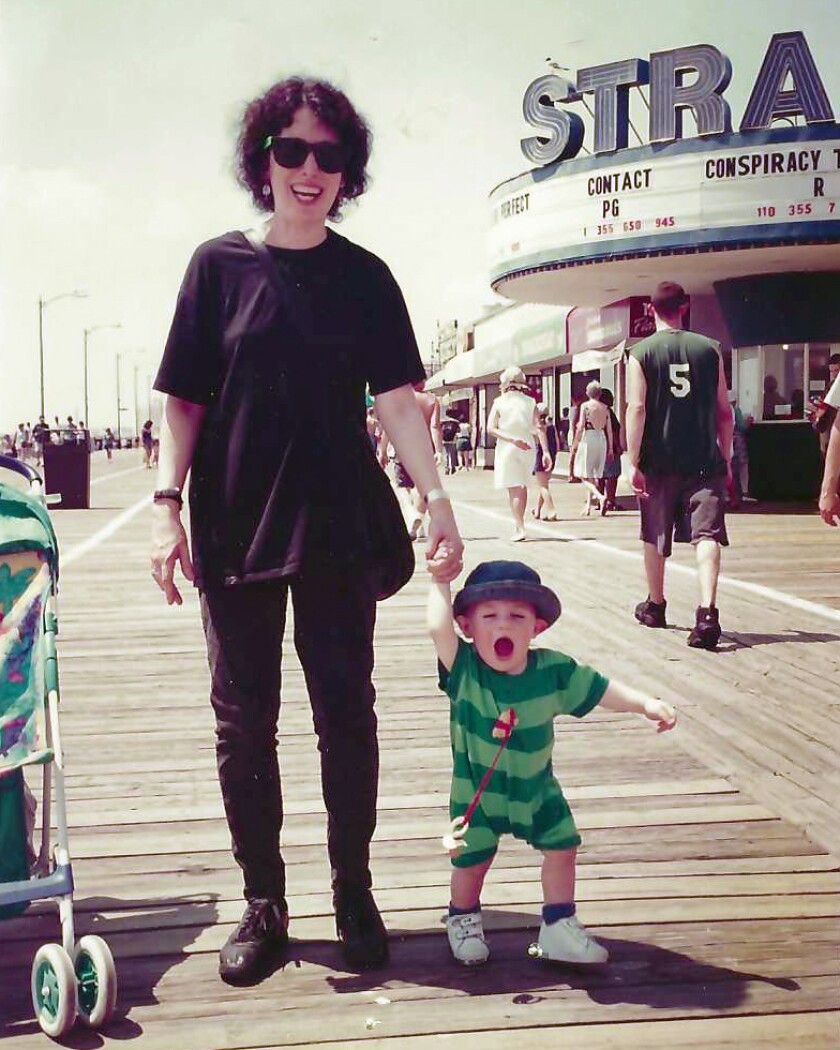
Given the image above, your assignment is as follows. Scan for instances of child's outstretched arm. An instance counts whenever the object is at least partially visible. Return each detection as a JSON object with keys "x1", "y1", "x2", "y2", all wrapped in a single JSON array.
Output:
[
  {"x1": 598, "y1": 679, "x2": 677, "y2": 733},
  {"x1": 427, "y1": 579, "x2": 459, "y2": 671}
]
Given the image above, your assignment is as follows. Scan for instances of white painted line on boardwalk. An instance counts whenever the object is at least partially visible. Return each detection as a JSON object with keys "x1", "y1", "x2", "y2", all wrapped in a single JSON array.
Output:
[
  {"x1": 62, "y1": 494, "x2": 152, "y2": 567},
  {"x1": 455, "y1": 499, "x2": 840, "y2": 627},
  {"x1": 90, "y1": 464, "x2": 148, "y2": 486}
]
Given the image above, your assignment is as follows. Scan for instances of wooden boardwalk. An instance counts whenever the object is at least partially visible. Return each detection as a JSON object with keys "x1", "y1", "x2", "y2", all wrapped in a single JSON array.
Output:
[{"x1": 1, "y1": 453, "x2": 838, "y2": 1048}]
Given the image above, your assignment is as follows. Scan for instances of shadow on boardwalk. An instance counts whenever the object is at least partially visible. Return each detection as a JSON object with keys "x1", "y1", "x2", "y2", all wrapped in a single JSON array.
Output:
[{"x1": 0, "y1": 893, "x2": 219, "y2": 1042}]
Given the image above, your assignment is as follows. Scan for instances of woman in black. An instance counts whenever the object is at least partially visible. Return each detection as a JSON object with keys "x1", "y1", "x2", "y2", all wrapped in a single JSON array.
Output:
[{"x1": 150, "y1": 77, "x2": 463, "y2": 985}]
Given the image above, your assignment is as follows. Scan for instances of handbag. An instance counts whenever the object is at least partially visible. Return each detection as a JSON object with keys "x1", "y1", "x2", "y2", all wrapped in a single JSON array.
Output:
[{"x1": 360, "y1": 458, "x2": 415, "y2": 601}]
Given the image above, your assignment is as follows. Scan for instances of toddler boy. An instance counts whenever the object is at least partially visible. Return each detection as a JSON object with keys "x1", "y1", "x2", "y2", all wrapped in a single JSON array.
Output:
[{"x1": 427, "y1": 560, "x2": 676, "y2": 966}]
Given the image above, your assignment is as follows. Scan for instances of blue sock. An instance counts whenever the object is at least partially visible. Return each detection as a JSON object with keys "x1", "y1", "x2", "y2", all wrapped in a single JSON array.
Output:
[
  {"x1": 542, "y1": 902, "x2": 575, "y2": 924},
  {"x1": 449, "y1": 903, "x2": 481, "y2": 916}
]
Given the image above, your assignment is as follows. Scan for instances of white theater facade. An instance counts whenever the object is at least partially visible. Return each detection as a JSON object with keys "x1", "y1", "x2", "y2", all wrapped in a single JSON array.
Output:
[{"x1": 432, "y1": 30, "x2": 840, "y2": 498}]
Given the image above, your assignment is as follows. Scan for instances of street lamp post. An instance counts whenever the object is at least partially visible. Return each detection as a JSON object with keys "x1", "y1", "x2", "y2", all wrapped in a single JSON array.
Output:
[
  {"x1": 83, "y1": 323, "x2": 121, "y2": 427},
  {"x1": 38, "y1": 290, "x2": 88, "y2": 418},
  {"x1": 115, "y1": 353, "x2": 122, "y2": 446}
]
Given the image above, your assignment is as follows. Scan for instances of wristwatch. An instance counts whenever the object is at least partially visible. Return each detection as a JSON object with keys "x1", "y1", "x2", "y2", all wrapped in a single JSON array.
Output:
[{"x1": 153, "y1": 488, "x2": 183, "y2": 508}]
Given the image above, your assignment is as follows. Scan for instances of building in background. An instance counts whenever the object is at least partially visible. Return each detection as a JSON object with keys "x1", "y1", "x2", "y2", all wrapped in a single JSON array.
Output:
[{"x1": 479, "y1": 29, "x2": 840, "y2": 498}]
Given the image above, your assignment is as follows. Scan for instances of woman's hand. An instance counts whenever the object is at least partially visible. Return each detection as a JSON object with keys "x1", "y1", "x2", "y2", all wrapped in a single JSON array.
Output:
[
  {"x1": 628, "y1": 464, "x2": 647, "y2": 499},
  {"x1": 819, "y1": 488, "x2": 840, "y2": 526},
  {"x1": 542, "y1": 452, "x2": 553, "y2": 471},
  {"x1": 151, "y1": 502, "x2": 195, "y2": 605},
  {"x1": 424, "y1": 500, "x2": 464, "y2": 583},
  {"x1": 514, "y1": 438, "x2": 531, "y2": 451}
]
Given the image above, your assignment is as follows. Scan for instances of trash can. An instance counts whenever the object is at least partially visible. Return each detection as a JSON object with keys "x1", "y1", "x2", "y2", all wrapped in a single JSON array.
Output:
[{"x1": 42, "y1": 432, "x2": 91, "y2": 509}]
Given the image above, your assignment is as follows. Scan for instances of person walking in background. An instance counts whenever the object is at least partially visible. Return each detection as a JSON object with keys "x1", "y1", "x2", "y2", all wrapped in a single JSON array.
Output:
[
  {"x1": 531, "y1": 404, "x2": 558, "y2": 520},
  {"x1": 729, "y1": 395, "x2": 753, "y2": 508},
  {"x1": 440, "y1": 410, "x2": 460, "y2": 475},
  {"x1": 818, "y1": 367, "x2": 840, "y2": 526},
  {"x1": 556, "y1": 407, "x2": 570, "y2": 452},
  {"x1": 566, "y1": 393, "x2": 584, "y2": 483},
  {"x1": 15, "y1": 423, "x2": 30, "y2": 463},
  {"x1": 626, "y1": 281, "x2": 733, "y2": 650},
  {"x1": 597, "y1": 389, "x2": 623, "y2": 514},
  {"x1": 810, "y1": 353, "x2": 840, "y2": 458},
  {"x1": 141, "y1": 419, "x2": 155, "y2": 469},
  {"x1": 456, "y1": 418, "x2": 473, "y2": 470},
  {"x1": 383, "y1": 379, "x2": 441, "y2": 541},
  {"x1": 103, "y1": 427, "x2": 115, "y2": 460},
  {"x1": 487, "y1": 366, "x2": 550, "y2": 542},
  {"x1": 32, "y1": 417, "x2": 49, "y2": 466},
  {"x1": 569, "y1": 380, "x2": 612, "y2": 516},
  {"x1": 150, "y1": 75, "x2": 462, "y2": 987}
]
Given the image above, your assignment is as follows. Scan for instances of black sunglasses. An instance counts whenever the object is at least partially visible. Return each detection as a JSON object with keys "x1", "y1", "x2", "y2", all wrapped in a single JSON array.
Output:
[{"x1": 263, "y1": 135, "x2": 345, "y2": 174}]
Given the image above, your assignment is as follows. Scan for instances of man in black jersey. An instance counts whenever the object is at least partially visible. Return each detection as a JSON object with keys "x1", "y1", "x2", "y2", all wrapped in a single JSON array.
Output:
[{"x1": 625, "y1": 282, "x2": 734, "y2": 649}]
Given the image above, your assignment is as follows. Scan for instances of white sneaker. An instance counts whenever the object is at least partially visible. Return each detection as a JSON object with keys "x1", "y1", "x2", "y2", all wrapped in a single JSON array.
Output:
[
  {"x1": 537, "y1": 915, "x2": 608, "y2": 964},
  {"x1": 446, "y1": 911, "x2": 490, "y2": 966}
]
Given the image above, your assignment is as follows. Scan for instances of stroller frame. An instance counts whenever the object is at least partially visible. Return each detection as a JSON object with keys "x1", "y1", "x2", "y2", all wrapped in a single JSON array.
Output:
[{"x1": 0, "y1": 454, "x2": 116, "y2": 1038}]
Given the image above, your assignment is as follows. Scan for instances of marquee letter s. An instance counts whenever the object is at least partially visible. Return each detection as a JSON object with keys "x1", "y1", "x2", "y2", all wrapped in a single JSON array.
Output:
[{"x1": 521, "y1": 75, "x2": 585, "y2": 166}]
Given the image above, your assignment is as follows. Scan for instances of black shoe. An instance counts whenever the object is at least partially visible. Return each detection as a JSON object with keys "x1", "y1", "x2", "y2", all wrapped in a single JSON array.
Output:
[
  {"x1": 634, "y1": 597, "x2": 667, "y2": 628},
  {"x1": 334, "y1": 886, "x2": 389, "y2": 969},
  {"x1": 687, "y1": 606, "x2": 721, "y2": 650},
  {"x1": 219, "y1": 898, "x2": 289, "y2": 985}
]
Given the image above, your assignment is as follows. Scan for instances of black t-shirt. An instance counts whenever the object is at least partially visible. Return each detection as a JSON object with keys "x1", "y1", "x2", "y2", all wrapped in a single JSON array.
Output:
[
  {"x1": 630, "y1": 328, "x2": 725, "y2": 477},
  {"x1": 154, "y1": 229, "x2": 425, "y2": 588}
]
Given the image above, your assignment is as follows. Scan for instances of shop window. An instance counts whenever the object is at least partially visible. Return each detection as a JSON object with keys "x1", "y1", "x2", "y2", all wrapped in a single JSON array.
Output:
[
  {"x1": 762, "y1": 344, "x2": 805, "y2": 420},
  {"x1": 736, "y1": 348, "x2": 760, "y2": 421}
]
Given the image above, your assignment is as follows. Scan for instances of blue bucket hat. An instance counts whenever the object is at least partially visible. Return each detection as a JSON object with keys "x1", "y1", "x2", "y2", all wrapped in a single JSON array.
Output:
[{"x1": 453, "y1": 560, "x2": 561, "y2": 626}]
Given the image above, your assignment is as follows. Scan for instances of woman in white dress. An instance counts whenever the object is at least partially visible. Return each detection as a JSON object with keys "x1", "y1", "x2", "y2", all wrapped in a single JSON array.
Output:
[
  {"x1": 487, "y1": 366, "x2": 550, "y2": 541},
  {"x1": 570, "y1": 380, "x2": 613, "y2": 515}
]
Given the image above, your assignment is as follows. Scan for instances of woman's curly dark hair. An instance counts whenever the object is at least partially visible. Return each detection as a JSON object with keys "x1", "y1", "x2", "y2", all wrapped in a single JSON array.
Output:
[{"x1": 236, "y1": 76, "x2": 371, "y2": 219}]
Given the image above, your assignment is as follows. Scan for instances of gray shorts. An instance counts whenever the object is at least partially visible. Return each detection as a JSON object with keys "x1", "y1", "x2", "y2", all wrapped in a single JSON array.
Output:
[{"x1": 640, "y1": 472, "x2": 729, "y2": 557}]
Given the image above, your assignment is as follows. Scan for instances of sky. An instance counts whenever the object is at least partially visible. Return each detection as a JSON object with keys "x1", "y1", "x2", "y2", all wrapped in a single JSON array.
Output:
[{"x1": 2, "y1": 0, "x2": 838, "y2": 433}]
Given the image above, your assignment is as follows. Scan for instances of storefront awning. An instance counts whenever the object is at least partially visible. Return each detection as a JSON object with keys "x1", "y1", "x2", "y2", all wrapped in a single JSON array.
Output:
[{"x1": 571, "y1": 339, "x2": 626, "y2": 373}]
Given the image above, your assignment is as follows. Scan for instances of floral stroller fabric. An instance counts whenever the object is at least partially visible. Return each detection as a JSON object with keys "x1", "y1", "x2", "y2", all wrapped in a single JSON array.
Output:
[{"x1": 0, "y1": 456, "x2": 117, "y2": 1038}]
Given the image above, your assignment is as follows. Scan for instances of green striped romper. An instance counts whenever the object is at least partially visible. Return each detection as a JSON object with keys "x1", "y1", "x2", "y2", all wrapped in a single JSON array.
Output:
[{"x1": 439, "y1": 640, "x2": 608, "y2": 868}]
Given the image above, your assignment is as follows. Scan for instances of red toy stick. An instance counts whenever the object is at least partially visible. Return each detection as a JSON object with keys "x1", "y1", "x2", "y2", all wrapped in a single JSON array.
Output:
[{"x1": 442, "y1": 708, "x2": 517, "y2": 852}]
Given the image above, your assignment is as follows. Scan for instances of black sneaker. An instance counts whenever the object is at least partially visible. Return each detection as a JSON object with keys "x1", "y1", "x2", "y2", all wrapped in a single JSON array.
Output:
[
  {"x1": 333, "y1": 886, "x2": 389, "y2": 969},
  {"x1": 634, "y1": 597, "x2": 667, "y2": 628},
  {"x1": 687, "y1": 606, "x2": 721, "y2": 650},
  {"x1": 219, "y1": 898, "x2": 289, "y2": 985}
]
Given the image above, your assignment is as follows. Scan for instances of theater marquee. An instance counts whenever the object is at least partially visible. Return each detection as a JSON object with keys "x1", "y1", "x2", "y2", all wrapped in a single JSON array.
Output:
[
  {"x1": 491, "y1": 29, "x2": 840, "y2": 288},
  {"x1": 489, "y1": 128, "x2": 840, "y2": 278}
]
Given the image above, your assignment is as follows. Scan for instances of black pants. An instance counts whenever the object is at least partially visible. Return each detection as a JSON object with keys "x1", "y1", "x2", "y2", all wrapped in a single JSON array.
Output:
[{"x1": 200, "y1": 571, "x2": 378, "y2": 903}]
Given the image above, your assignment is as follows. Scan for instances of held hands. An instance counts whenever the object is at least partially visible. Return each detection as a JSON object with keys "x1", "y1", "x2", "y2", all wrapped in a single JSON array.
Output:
[
  {"x1": 151, "y1": 503, "x2": 194, "y2": 605},
  {"x1": 643, "y1": 698, "x2": 677, "y2": 733},
  {"x1": 514, "y1": 438, "x2": 531, "y2": 451},
  {"x1": 424, "y1": 500, "x2": 464, "y2": 583},
  {"x1": 542, "y1": 452, "x2": 553, "y2": 471}
]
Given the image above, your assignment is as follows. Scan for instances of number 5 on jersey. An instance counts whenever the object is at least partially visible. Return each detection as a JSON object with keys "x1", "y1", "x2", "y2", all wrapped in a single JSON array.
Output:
[{"x1": 669, "y1": 363, "x2": 691, "y2": 398}]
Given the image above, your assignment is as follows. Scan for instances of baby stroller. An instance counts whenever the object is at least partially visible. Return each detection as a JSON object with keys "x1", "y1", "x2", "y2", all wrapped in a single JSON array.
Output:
[{"x1": 0, "y1": 454, "x2": 117, "y2": 1038}]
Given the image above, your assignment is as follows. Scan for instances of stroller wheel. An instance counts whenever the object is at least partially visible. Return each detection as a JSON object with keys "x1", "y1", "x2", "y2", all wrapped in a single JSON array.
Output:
[
  {"x1": 31, "y1": 943, "x2": 78, "y2": 1038},
  {"x1": 74, "y1": 935, "x2": 118, "y2": 1028}
]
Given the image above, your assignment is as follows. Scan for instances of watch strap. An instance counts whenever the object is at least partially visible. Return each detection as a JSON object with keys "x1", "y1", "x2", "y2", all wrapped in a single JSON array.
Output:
[{"x1": 153, "y1": 488, "x2": 183, "y2": 508}]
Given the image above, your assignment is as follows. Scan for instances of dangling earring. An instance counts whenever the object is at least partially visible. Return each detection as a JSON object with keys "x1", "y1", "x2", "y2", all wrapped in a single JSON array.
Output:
[{"x1": 261, "y1": 183, "x2": 271, "y2": 198}]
